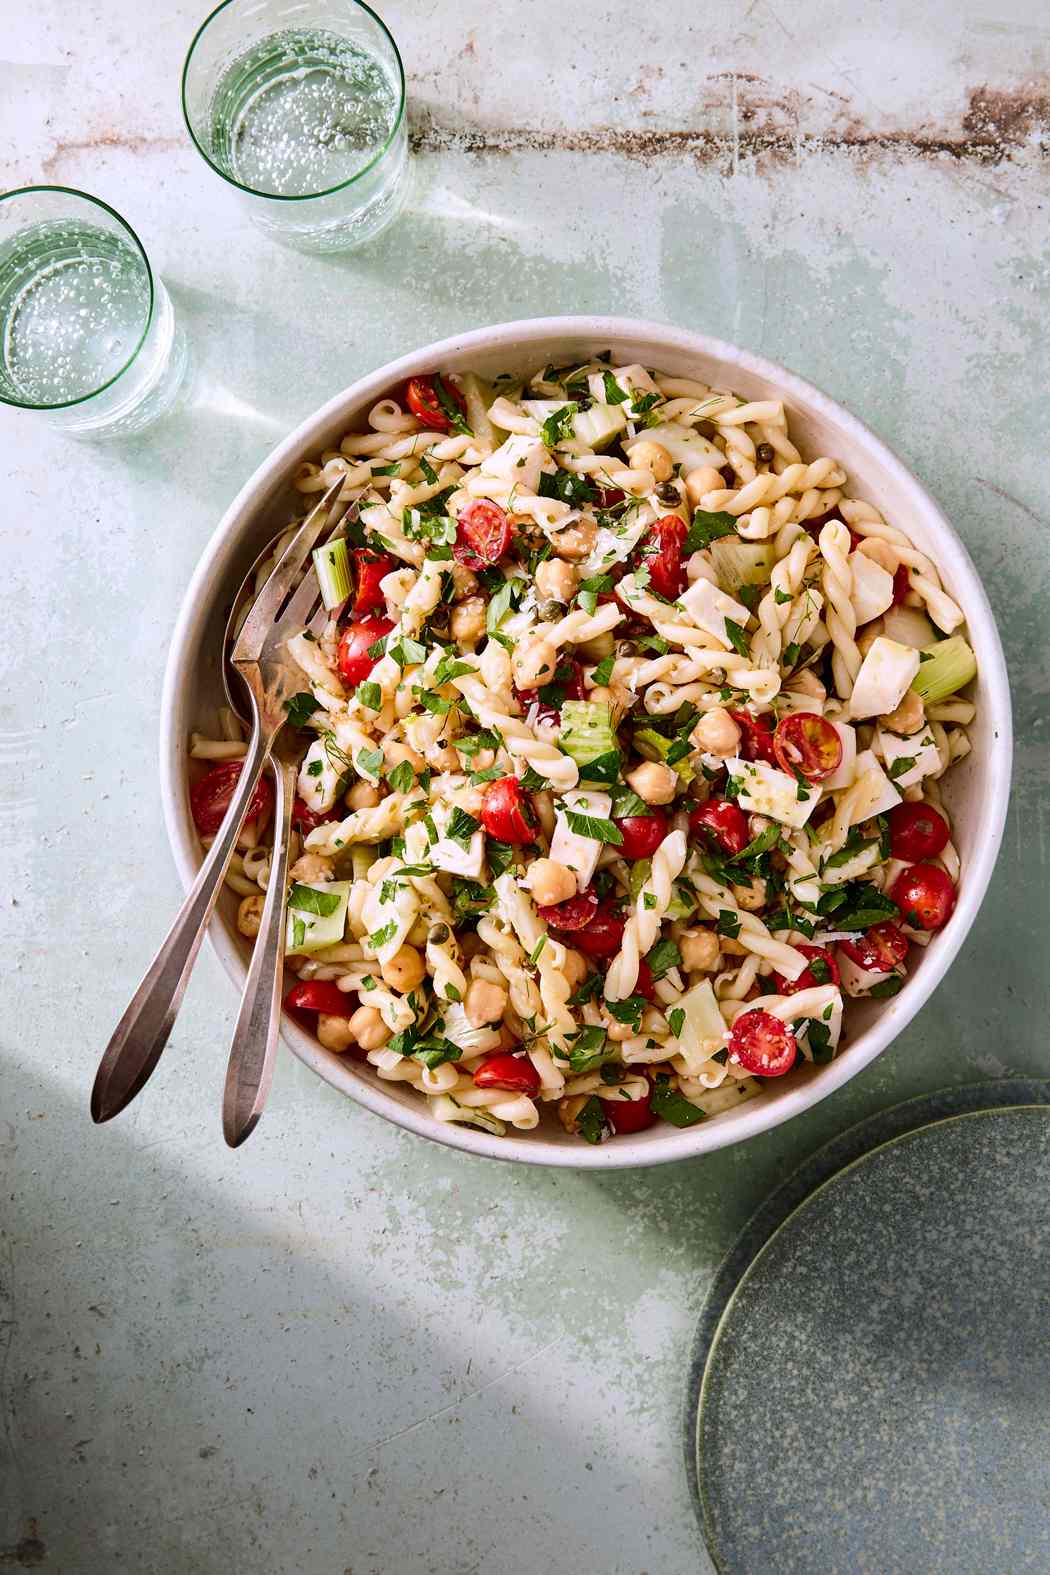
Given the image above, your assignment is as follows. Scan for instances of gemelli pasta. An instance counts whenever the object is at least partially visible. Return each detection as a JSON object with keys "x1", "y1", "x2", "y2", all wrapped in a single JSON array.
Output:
[{"x1": 189, "y1": 359, "x2": 977, "y2": 1143}]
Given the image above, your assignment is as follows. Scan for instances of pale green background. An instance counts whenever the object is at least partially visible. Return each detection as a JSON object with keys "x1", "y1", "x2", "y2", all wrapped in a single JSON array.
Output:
[{"x1": 2, "y1": 3, "x2": 1047, "y2": 1571}]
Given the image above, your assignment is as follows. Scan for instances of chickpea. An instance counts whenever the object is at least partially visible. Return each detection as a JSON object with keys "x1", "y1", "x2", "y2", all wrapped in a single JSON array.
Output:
[
  {"x1": 560, "y1": 947, "x2": 588, "y2": 991},
  {"x1": 857, "y1": 537, "x2": 901, "y2": 575},
  {"x1": 731, "y1": 876, "x2": 768, "y2": 912},
  {"x1": 289, "y1": 852, "x2": 334, "y2": 883},
  {"x1": 881, "y1": 689, "x2": 925, "y2": 736},
  {"x1": 348, "y1": 1005, "x2": 390, "y2": 1051},
  {"x1": 690, "y1": 706, "x2": 742, "y2": 759},
  {"x1": 381, "y1": 943, "x2": 426, "y2": 993},
  {"x1": 317, "y1": 1013, "x2": 356, "y2": 1052},
  {"x1": 604, "y1": 1015, "x2": 636, "y2": 1043},
  {"x1": 464, "y1": 978, "x2": 509, "y2": 1028},
  {"x1": 345, "y1": 779, "x2": 381, "y2": 811},
  {"x1": 450, "y1": 561, "x2": 479, "y2": 600},
  {"x1": 684, "y1": 465, "x2": 725, "y2": 509},
  {"x1": 384, "y1": 739, "x2": 426, "y2": 776},
  {"x1": 451, "y1": 596, "x2": 487, "y2": 647},
  {"x1": 626, "y1": 439, "x2": 674, "y2": 483},
  {"x1": 553, "y1": 518, "x2": 597, "y2": 561},
  {"x1": 587, "y1": 684, "x2": 613, "y2": 706},
  {"x1": 525, "y1": 857, "x2": 576, "y2": 907},
  {"x1": 625, "y1": 759, "x2": 679, "y2": 806},
  {"x1": 535, "y1": 557, "x2": 578, "y2": 603},
  {"x1": 857, "y1": 618, "x2": 885, "y2": 658},
  {"x1": 236, "y1": 894, "x2": 265, "y2": 939},
  {"x1": 512, "y1": 636, "x2": 558, "y2": 689},
  {"x1": 679, "y1": 927, "x2": 720, "y2": 973}
]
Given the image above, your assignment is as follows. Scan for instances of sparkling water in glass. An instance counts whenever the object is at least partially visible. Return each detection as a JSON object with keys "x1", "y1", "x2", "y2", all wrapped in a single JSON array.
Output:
[
  {"x1": 0, "y1": 188, "x2": 187, "y2": 439},
  {"x1": 183, "y1": 0, "x2": 408, "y2": 253}
]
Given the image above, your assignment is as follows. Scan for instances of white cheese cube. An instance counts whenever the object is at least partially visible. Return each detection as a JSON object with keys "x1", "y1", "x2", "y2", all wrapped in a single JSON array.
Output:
[
  {"x1": 727, "y1": 758, "x2": 819, "y2": 830},
  {"x1": 821, "y1": 721, "x2": 858, "y2": 792},
  {"x1": 849, "y1": 637, "x2": 921, "y2": 719},
  {"x1": 481, "y1": 434, "x2": 549, "y2": 494},
  {"x1": 297, "y1": 736, "x2": 342, "y2": 813},
  {"x1": 587, "y1": 363, "x2": 661, "y2": 417},
  {"x1": 876, "y1": 728, "x2": 942, "y2": 789},
  {"x1": 549, "y1": 788, "x2": 612, "y2": 890},
  {"x1": 677, "y1": 577, "x2": 751, "y2": 649},
  {"x1": 640, "y1": 420, "x2": 723, "y2": 473},
  {"x1": 850, "y1": 749, "x2": 903, "y2": 819},
  {"x1": 849, "y1": 551, "x2": 895, "y2": 625},
  {"x1": 425, "y1": 802, "x2": 486, "y2": 879}
]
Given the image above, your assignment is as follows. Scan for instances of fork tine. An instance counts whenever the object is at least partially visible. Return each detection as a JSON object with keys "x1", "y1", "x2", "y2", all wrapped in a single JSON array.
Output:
[{"x1": 232, "y1": 479, "x2": 348, "y2": 664}]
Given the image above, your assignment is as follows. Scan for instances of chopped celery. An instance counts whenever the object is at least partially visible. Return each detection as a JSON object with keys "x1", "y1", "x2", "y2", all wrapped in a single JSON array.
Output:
[
  {"x1": 313, "y1": 538, "x2": 351, "y2": 609},
  {"x1": 285, "y1": 880, "x2": 351, "y2": 955},
  {"x1": 692, "y1": 1076, "x2": 763, "y2": 1117},
  {"x1": 458, "y1": 372, "x2": 498, "y2": 450},
  {"x1": 351, "y1": 846, "x2": 378, "y2": 881},
  {"x1": 633, "y1": 727, "x2": 696, "y2": 783},
  {"x1": 910, "y1": 635, "x2": 977, "y2": 704},
  {"x1": 638, "y1": 420, "x2": 722, "y2": 473},
  {"x1": 559, "y1": 701, "x2": 619, "y2": 782},
  {"x1": 572, "y1": 403, "x2": 628, "y2": 450},
  {"x1": 439, "y1": 1002, "x2": 501, "y2": 1056},
  {"x1": 709, "y1": 538, "x2": 775, "y2": 595},
  {"x1": 882, "y1": 604, "x2": 936, "y2": 649}
]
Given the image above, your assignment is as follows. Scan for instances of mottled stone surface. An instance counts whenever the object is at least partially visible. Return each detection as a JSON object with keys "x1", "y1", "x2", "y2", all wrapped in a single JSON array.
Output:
[{"x1": 2, "y1": 2, "x2": 1048, "y2": 1571}]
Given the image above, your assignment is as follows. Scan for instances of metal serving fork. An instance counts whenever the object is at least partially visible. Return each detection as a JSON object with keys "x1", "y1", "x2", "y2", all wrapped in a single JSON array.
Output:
[{"x1": 91, "y1": 479, "x2": 351, "y2": 1130}]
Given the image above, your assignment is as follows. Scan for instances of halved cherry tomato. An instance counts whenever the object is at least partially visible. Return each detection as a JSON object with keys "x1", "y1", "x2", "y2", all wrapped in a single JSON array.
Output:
[
  {"x1": 537, "y1": 887, "x2": 599, "y2": 931},
  {"x1": 190, "y1": 760, "x2": 273, "y2": 837},
  {"x1": 729, "y1": 709, "x2": 778, "y2": 765},
  {"x1": 773, "y1": 944, "x2": 841, "y2": 996},
  {"x1": 887, "y1": 801, "x2": 950, "y2": 862},
  {"x1": 890, "y1": 863, "x2": 957, "y2": 931},
  {"x1": 728, "y1": 1009, "x2": 798, "y2": 1077},
  {"x1": 773, "y1": 712, "x2": 843, "y2": 783},
  {"x1": 336, "y1": 615, "x2": 394, "y2": 686},
  {"x1": 480, "y1": 777, "x2": 537, "y2": 844},
  {"x1": 473, "y1": 1053, "x2": 541, "y2": 1094},
  {"x1": 614, "y1": 811, "x2": 669, "y2": 861},
  {"x1": 291, "y1": 797, "x2": 342, "y2": 836},
  {"x1": 892, "y1": 564, "x2": 910, "y2": 605},
  {"x1": 453, "y1": 500, "x2": 511, "y2": 568},
  {"x1": 607, "y1": 1085, "x2": 655, "y2": 1134},
  {"x1": 573, "y1": 902, "x2": 626, "y2": 959},
  {"x1": 636, "y1": 515, "x2": 688, "y2": 601},
  {"x1": 635, "y1": 958, "x2": 656, "y2": 1001},
  {"x1": 838, "y1": 922, "x2": 909, "y2": 972},
  {"x1": 284, "y1": 981, "x2": 354, "y2": 1016},
  {"x1": 516, "y1": 659, "x2": 586, "y2": 724},
  {"x1": 353, "y1": 549, "x2": 396, "y2": 616},
  {"x1": 689, "y1": 798, "x2": 750, "y2": 856},
  {"x1": 595, "y1": 486, "x2": 626, "y2": 508},
  {"x1": 405, "y1": 373, "x2": 466, "y2": 432}
]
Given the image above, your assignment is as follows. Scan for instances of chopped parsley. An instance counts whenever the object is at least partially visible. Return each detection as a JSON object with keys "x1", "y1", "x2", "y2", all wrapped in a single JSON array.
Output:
[
  {"x1": 565, "y1": 810, "x2": 624, "y2": 846},
  {"x1": 540, "y1": 403, "x2": 578, "y2": 448},
  {"x1": 575, "y1": 1095, "x2": 608, "y2": 1145},
  {"x1": 684, "y1": 511, "x2": 738, "y2": 553},
  {"x1": 284, "y1": 692, "x2": 321, "y2": 728},
  {"x1": 650, "y1": 1077, "x2": 707, "y2": 1127},
  {"x1": 288, "y1": 884, "x2": 342, "y2": 918},
  {"x1": 388, "y1": 760, "x2": 416, "y2": 794},
  {"x1": 645, "y1": 939, "x2": 682, "y2": 979}
]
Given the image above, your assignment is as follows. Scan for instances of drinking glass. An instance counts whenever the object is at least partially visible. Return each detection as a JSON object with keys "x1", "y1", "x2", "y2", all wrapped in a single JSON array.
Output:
[
  {"x1": 182, "y1": 0, "x2": 408, "y2": 253},
  {"x1": 0, "y1": 187, "x2": 187, "y2": 439}
]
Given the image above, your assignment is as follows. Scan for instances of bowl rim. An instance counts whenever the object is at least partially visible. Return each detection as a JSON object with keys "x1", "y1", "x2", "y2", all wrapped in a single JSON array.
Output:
[{"x1": 159, "y1": 314, "x2": 1012, "y2": 1169}]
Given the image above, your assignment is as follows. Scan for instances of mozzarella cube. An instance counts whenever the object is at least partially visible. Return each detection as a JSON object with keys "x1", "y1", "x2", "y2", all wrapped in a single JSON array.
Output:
[
  {"x1": 849, "y1": 551, "x2": 895, "y2": 625},
  {"x1": 298, "y1": 736, "x2": 342, "y2": 813},
  {"x1": 677, "y1": 577, "x2": 751, "y2": 649},
  {"x1": 877, "y1": 728, "x2": 942, "y2": 789},
  {"x1": 849, "y1": 637, "x2": 921, "y2": 719},
  {"x1": 549, "y1": 788, "x2": 612, "y2": 890},
  {"x1": 727, "y1": 758, "x2": 819, "y2": 830},
  {"x1": 426, "y1": 802, "x2": 486, "y2": 879},
  {"x1": 481, "y1": 434, "x2": 548, "y2": 494},
  {"x1": 850, "y1": 749, "x2": 903, "y2": 819},
  {"x1": 821, "y1": 721, "x2": 858, "y2": 792}
]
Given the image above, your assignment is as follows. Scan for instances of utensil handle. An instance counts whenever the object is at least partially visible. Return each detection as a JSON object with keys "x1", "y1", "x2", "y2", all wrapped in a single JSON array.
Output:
[
  {"x1": 90, "y1": 722, "x2": 271, "y2": 1124},
  {"x1": 221, "y1": 756, "x2": 297, "y2": 1147}
]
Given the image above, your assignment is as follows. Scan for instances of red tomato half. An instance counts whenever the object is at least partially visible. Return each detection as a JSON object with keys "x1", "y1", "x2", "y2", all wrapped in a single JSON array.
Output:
[
  {"x1": 888, "y1": 801, "x2": 950, "y2": 862},
  {"x1": 480, "y1": 777, "x2": 537, "y2": 844},
  {"x1": 337, "y1": 616, "x2": 394, "y2": 686},
  {"x1": 284, "y1": 981, "x2": 354, "y2": 1016},
  {"x1": 473, "y1": 1053, "x2": 541, "y2": 1094},
  {"x1": 635, "y1": 958, "x2": 656, "y2": 1001},
  {"x1": 291, "y1": 797, "x2": 342, "y2": 836},
  {"x1": 730, "y1": 709, "x2": 778, "y2": 765},
  {"x1": 453, "y1": 500, "x2": 511, "y2": 568},
  {"x1": 636, "y1": 515, "x2": 688, "y2": 601},
  {"x1": 773, "y1": 712, "x2": 843, "y2": 784},
  {"x1": 595, "y1": 487, "x2": 626, "y2": 508},
  {"x1": 838, "y1": 922, "x2": 909, "y2": 972},
  {"x1": 190, "y1": 760, "x2": 273, "y2": 837},
  {"x1": 689, "y1": 798, "x2": 750, "y2": 856},
  {"x1": 892, "y1": 563, "x2": 910, "y2": 605},
  {"x1": 607, "y1": 1086, "x2": 655, "y2": 1134},
  {"x1": 773, "y1": 944, "x2": 841, "y2": 996},
  {"x1": 517, "y1": 659, "x2": 586, "y2": 724},
  {"x1": 728, "y1": 1009, "x2": 798, "y2": 1078},
  {"x1": 353, "y1": 549, "x2": 396, "y2": 616},
  {"x1": 890, "y1": 863, "x2": 957, "y2": 931},
  {"x1": 537, "y1": 887, "x2": 599, "y2": 931},
  {"x1": 614, "y1": 811, "x2": 669, "y2": 861},
  {"x1": 405, "y1": 373, "x2": 466, "y2": 432},
  {"x1": 573, "y1": 902, "x2": 626, "y2": 959}
]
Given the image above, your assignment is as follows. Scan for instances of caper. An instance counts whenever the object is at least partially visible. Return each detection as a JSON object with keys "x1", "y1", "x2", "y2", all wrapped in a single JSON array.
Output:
[
  {"x1": 756, "y1": 442, "x2": 774, "y2": 463},
  {"x1": 428, "y1": 923, "x2": 451, "y2": 945},
  {"x1": 655, "y1": 481, "x2": 680, "y2": 503},
  {"x1": 538, "y1": 599, "x2": 562, "y2": 620}
]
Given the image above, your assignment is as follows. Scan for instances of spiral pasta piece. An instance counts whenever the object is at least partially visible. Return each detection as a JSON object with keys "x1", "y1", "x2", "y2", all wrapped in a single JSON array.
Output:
[
  {"x1": 605, "y1": 831, "x2": 688, "y2": 1001},
  {"x1": 818, "y1": 520, "x2": 861, "y2": 698},
  {"x1": 450, "y1": 672, "x2": 580, "y2": 791},
  {"x1": 494, "y1": 874, "x2": 575, "y2": 1056}
]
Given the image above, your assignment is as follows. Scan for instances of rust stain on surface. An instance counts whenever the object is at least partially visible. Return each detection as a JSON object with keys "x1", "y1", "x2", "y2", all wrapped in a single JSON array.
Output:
[{"x1": 42, "y1": 132, "x2": 182, "y2": 178}]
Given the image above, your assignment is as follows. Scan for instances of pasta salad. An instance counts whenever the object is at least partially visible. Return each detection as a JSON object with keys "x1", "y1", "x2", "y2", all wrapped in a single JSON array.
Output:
[{"x1": 189, "y1": 358, "x2": 977, "y2": 1143}]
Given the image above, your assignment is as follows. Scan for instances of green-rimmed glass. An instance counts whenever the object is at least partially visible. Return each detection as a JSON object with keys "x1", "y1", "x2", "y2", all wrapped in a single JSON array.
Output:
[
  {"x1": 0, "y1": 187, "x2": 187, "y2": 439},
  {"x1": 182, "y1": 0, "x2": 408, "y2": 253}
]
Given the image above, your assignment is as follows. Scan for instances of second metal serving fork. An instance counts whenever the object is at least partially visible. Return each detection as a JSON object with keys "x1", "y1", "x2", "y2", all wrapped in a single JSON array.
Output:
[{"x1": 91, "y1": 479, "x2": 353, "y2": 1143}]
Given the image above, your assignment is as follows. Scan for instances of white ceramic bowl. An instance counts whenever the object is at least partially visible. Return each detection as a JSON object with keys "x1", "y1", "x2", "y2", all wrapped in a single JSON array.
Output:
[{"x1": 160, "y1": 317, "x2": 1012, "y2": 1168}]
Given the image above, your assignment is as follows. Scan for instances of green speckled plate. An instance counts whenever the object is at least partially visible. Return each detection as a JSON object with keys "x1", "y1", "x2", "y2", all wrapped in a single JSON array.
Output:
[{"x1": 693, "y1": 1098, "x2": 1050, "y2": 1574}]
